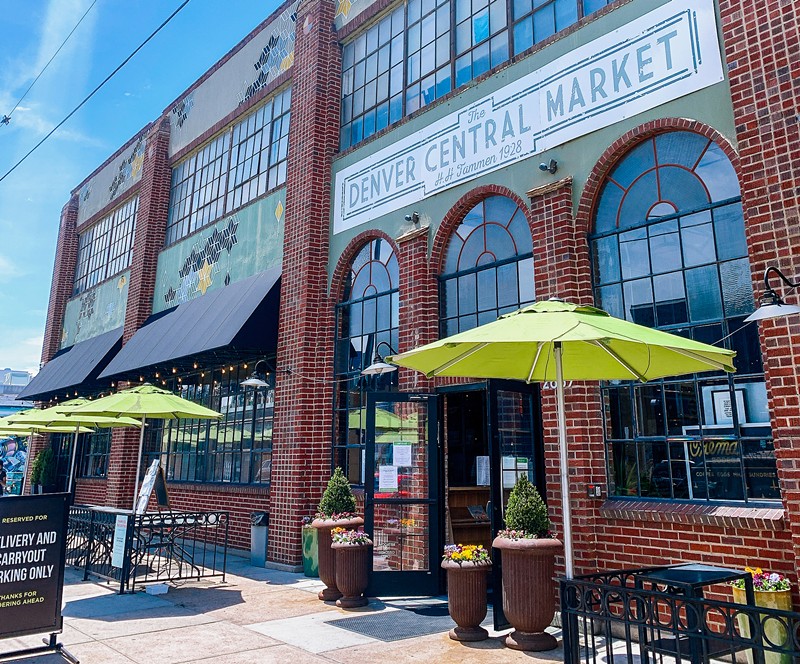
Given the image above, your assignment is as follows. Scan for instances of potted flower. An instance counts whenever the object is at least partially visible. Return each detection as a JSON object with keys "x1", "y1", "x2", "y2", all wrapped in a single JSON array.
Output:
[
  {"x1": 732, "y1": 567, "x2": 793, "y2": 664},
  {"x1": 331, "y1": 528, "x2": 373, "y2": 608},
  {"x1": 492, "y1": 475, "x2": 562, "y2": 651},
  {"x1": 301, "y1": 516, "x2": 318, "y2": 578},
  {"x1": 441, "y1": 544, "x2": 492, "y2": 641},
  {"x1": 312, "y1": 467, "x2": 363, "y2": 601}
]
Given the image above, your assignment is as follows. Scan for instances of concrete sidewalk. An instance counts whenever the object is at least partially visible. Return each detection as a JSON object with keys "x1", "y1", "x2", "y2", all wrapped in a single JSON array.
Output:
[{"x1": 0, "y1": 556, "x2": 567, "y2": 663}]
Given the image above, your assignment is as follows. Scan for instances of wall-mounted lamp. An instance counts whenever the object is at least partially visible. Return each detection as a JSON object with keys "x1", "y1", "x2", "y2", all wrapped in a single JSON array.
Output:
[
  {"x1": 539, "y1": 158, "x2": 558, "y2": 174},
  {"x1": 362, "y1": 341, "x2": 399, "y2": 376},
  {"x1": 404, "y1": 211, "x2": 421, "y2": 225},
  {"x1": 744, "y1": 266, "x2": 800, "y2": 322},
  {"x1": 241, "y1": 359, "x2": 271, "y2": 388}
]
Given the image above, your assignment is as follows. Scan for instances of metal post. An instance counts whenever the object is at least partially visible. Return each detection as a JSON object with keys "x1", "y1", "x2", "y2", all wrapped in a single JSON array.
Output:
[
  {"x1": 131, "y1": 418, "x2": 146, "y2": 512},
  {"x1": 555, "y1": 342, "x2": 574, "y2": 579}
]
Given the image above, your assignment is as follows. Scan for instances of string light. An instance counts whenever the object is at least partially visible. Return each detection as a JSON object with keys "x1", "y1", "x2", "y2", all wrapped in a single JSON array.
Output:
[
  {"x1": 193, "y1": 362, "x2": 198, "y2": 369},
  {"x1": 155, "y1": 372, "x2": 160, "y2": 378},
  {"x1": 172, "y1": 368, "x2": 177, "y2": 374}
]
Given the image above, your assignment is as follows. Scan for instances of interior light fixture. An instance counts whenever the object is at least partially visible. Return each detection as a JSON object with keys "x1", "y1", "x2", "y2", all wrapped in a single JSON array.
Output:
[{"x1": 744, "y1": 266, "x2": 800, "y2": 322}]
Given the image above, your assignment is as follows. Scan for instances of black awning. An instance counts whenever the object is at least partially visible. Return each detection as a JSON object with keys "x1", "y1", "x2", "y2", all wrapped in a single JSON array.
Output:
[
  {"x1": 99, "y1": 268, "x2": 280, "y2": 380},
  {"x1": 18, "y1": 327, "x2": 123, "y2": 401}
]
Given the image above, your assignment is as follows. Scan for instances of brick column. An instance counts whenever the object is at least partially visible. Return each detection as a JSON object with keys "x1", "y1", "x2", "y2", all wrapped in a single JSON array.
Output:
[
  {"x1": 106, "y1": 117, "x2": 172, "y2": 509},
  {"x1": 719, "y1": 0, "x2": 800, "y2": 578},
  {"x1": 529, "y1": 178, "x2": 604, "y2": 576},
  {"x1": 396, "y1": 225, "x2": 438, "y2": 391},
  {"x1": 41, "y1": 195, "x2": 79, "y2": 364},
  {"x1": 268, "y1": 0, "x2": 341, "y2": 565}
]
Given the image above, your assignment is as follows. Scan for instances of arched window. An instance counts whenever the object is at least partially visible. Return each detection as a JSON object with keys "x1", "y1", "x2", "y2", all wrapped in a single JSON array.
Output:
[
  {"x1": 333, "y1": 239, "x2": 399, "y2": 485},
  {"x1": 439, "y1": 195, "x2": 535, "y2": 336},
  {"x1": 591, "y1": 131, "x2": 775, "y2": 503}
]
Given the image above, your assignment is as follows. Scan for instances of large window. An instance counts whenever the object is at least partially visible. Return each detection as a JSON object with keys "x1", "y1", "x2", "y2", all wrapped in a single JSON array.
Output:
[
  {"x1": 590, "y1": 131, "x2": 776, "y2": 503},
  {"x1": 142, "y1": 361, "x2": 274, "y2": 484},
  {"x1": 340, "y1": 0, "x2": 611, "y2": 149},
  {"x1": 73, "y1": 196, "x2": 138, "y2": 295},
  {"x1": 333, "y1": 239, "x2": 400, "y2": 485},
  {"x1": 439, "y1": 195, "x2": 535, "y2": 336},
  {"x1": 165, "y1": 88, "x2": 291, "y2": 246}
]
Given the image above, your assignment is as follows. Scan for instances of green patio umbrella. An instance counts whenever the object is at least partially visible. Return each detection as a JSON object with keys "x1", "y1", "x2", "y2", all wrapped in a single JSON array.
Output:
[
  {"x1": 8, "y1": 400, "x2": 142, "y2": 492},
  {"x1": 387, "y1": 299, "x2": 737, "y2": 578},
  {"x1": 67, "y1": 384, "x2": 222, "y2": 510}
]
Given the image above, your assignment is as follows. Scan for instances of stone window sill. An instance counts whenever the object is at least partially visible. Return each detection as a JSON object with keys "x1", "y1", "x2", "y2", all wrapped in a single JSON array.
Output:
[{"x1": 600, "y1": 499, "x2": 785, "y2": 531}]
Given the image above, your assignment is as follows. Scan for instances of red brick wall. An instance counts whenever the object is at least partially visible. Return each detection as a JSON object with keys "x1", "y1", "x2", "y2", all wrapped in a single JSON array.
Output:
[
  {"x1": 74, "y1": 478, "x2": 108, "y2": 505},
  {"x1": 268, "y1": 0, "x2": 341, "y2": 566},
  {"x1": 158, "y1": 484, "x2": 269, "y2": 551},
  {"x1": 106, "y1": 117, "x2": 172, "y2": 509},
  {"x1": 718, "y1": 0, "x2": 800, "y2": 582}
]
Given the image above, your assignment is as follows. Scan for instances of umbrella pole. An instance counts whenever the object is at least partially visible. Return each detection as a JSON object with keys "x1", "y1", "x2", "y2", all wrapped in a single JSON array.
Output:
[
  {"x1": 131, "y1": 418, "x2": 146, "y2": 513},
  {"x1": 67, "y1": 426, "x2": 80, "y2": 494},
  {"x1": 555, "y1": 342, "x2": 574, "y2": 579}
]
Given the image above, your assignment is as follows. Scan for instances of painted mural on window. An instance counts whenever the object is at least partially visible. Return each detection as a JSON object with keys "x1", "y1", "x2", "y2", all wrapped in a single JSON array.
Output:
[
  {"x1": 153, "y1": 191, "x2": 285, "y2": 314},
  {"x1": 590, "y1": 130, "x2": 774, "y2": 503},
  {"x1": 239, "y1": 9, "x2": 297, "y2": 105},
  {"x1": 109, "y1": 135, "x2": 145, "y2": 200},
  {"x1": 61, "y1": 271, "x2": 129, "y2": 348},
  {"x1": 1, "y1": 435, "x2": 28, "y2": 496}
]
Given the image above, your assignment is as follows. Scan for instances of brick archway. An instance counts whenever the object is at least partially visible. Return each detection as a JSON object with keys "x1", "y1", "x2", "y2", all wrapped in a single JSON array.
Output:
[
  {"x1": 330, "y1": 229, "x2": 398, "y2": 304},
  {"x1": 430, "y1": 184, "x2": 535, "y2": 276},
  {"x1": 576, "y1": 118, "x2": 741, "y2": 235}
]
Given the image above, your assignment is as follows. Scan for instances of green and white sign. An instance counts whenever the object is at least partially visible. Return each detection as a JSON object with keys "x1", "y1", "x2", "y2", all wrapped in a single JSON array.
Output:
[{"x1": 333, "y1": 0, "x2": 723, "y2": 233}]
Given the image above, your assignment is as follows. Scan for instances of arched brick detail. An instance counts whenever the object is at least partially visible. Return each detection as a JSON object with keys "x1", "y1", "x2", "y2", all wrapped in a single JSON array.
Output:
[
  {"x1": 330, "y1": 229, "x2": 398, "y2": 304},
  {"x1": 430, "y1": 185, "x2": 535, "y2": 276},
  {"x1": 576, "y1": 118, "x2": 741, "y2": 235}
]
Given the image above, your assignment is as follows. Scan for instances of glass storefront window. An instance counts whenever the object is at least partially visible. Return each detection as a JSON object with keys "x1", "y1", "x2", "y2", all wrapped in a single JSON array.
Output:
[
  {"x1": 591, "y1": 131, "x2": 776, "y2": 503},
  {"x1": 340, "y1": 0, "x2": 612, "y2": 149},
  {"x1": 439, "y1": 195, "x2": 534, "y2": 336},
  {"x1": 334, "y1": 239, "x2": 400, "y2": 485},
  {"x1": 140, "y1": 360, "x2": 274, "y2": 485}
]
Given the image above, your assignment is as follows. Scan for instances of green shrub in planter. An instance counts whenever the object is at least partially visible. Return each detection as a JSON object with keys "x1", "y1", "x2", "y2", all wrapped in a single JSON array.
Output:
[
  {"x1": 31, "y1": 449, "x2": 57, "y2": 492},
  {"x1": 317, "y1": 467, "x2": 357, "y2": 518},
  {"x1": 503, "y1": 475, "x2": 551, "y2": 539}
]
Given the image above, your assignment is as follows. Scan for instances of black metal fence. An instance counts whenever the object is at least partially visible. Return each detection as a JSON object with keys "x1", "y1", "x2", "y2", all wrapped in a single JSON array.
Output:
[
  {"x1": 561, "y1": 568, "x2": 800, "y2": 664},
  {"x1": 67, "y1": 506, "x2": 229, "y2": 593}
]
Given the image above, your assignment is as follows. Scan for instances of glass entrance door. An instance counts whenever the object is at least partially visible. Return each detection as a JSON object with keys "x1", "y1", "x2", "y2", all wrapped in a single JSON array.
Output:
[
  {"x1": 487, "y1": 380, "x2": 543, "y2": 629},
  {"x1": 365, "y1": 392, "x2": 440, "y2": 596}
]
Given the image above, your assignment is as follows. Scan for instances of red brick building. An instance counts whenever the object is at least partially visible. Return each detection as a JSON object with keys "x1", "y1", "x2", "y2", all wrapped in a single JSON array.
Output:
[{"x1": 22, "y1": 0, "x2": 800, "y2": 603}]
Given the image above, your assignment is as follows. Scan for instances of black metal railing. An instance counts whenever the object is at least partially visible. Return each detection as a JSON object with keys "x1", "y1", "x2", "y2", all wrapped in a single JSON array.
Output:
[
  {"x1": 562, "y1": 568, "x2": 800, "y2": 664},
  {"x1": 67, "y1": 507, "x2": 228, "y2": 593}
]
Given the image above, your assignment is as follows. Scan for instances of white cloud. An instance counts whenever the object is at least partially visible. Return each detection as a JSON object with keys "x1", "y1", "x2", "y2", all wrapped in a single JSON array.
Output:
[
  {"x1": 0, "y1": 331, "x2": 44, "y2": 375},
  {"x1": 0, "y1": 254, "x2": 17, "y2": 281}
]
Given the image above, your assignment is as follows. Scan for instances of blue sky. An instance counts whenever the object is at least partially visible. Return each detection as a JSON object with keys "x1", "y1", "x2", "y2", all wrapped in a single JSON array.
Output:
[{"x1": 0, "y1": 0, "x2": 281, "y2": 374}]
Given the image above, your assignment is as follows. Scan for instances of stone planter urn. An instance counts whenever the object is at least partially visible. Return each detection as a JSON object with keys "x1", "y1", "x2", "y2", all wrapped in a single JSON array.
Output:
[
  {"x1": 312, "y1": 516, "x2": 363, "y2": 601},
  {"x1": 732, "y1": 586, "x2": 793, "y2": 664},
  {"x1": 441, "y1": 559, "x2": 492, "y2": 641},
  {"x1": 492, "y1": 536, "x2": 563, "y2": 651},
  {"x1": 332, "y1": 541, "x2": 372, "y2": 608}
]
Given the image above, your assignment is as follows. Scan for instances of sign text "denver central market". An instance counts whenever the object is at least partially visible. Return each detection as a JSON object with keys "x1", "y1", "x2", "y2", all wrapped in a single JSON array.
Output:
[{"x1": 333, "y1": 0, "x2": 723, "y2": 234}]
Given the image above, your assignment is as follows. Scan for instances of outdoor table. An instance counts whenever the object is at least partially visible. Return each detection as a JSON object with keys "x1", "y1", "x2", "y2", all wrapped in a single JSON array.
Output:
[{"x1": 634, "y1": 563, "x2": 760, "y2": 664}]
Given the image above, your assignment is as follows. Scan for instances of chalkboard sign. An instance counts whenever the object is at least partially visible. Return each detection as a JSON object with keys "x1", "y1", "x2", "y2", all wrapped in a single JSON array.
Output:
[
  {"x1": 0, "y1": 493, "x2": 69, "y2": 640},
  {"x1": 135, "y1": 460, "x2": 169, "y2": 514}
]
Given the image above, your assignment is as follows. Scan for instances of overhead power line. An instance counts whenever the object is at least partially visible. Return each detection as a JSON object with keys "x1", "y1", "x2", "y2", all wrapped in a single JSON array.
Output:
[
  {"x1": 0, "y1": 0, "x2": 193, "y2": 185},
  {"x1": 3, "y1": 0, "x2": 99, "y2": 123}
]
